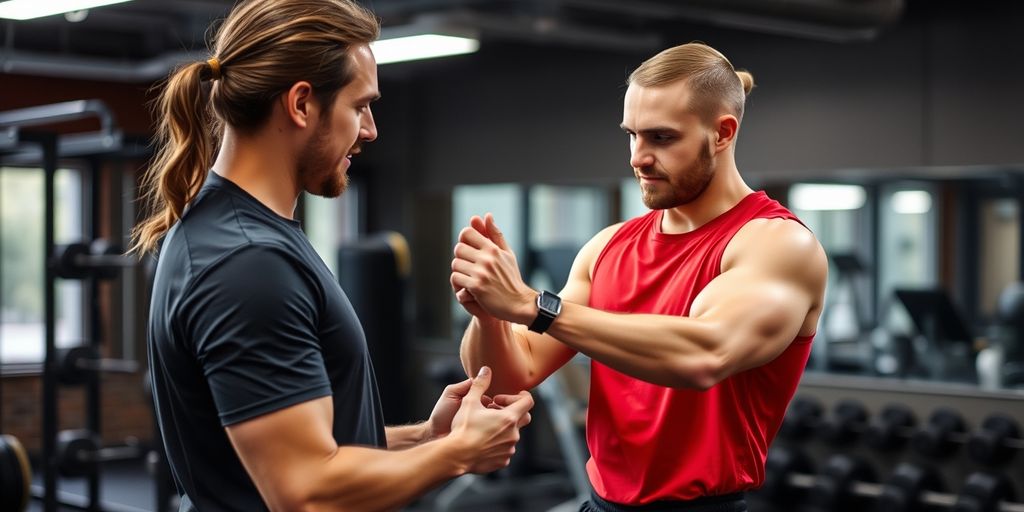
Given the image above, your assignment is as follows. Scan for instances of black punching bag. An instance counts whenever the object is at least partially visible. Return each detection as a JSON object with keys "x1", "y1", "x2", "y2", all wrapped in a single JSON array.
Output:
[{"x1": 337, "y1": 232, "x2": 412, "y2": 425}]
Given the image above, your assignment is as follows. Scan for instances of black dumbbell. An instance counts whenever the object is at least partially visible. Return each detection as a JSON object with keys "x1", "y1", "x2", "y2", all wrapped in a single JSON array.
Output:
[
  {"x1": 757, "y1": 447, "x2": 1024, "y2": 512},
  {"x1": 57, "y1": 430, "x2": 143, "y2": 477},
  {"x1": 780, "y1": 395, "x2": 824, "y2": 440},
  {"x1": 808, "y1": 454, "x2": 878, "y2": 512},
  {"x1": 865, "y1": 403, "x2": 916, "y2": 452},
  {"x1": 57, "y1": 346, "x2": 139, "y2": 386},
  {"x1": 876, "y1": 463, "x2": 945, "y2": 512},
  {"x1": 760, "y1": 446, "x2": 815, "y2": 505},
  {"x1": 819, "y1": 399, "x2": 869, "y2": 446},
  {"x1": 967, "y1": 414, "x2": 1022, "y2": 466},
  {"x1": 953, "y1": 472, "x2": 1016, "y2": 512},
  {"x1": 913, "y1": 408, "x2": 967, "y2": 459},
  {"x1": 53, "y1": 238, "x2": 134, "y2": 280}
]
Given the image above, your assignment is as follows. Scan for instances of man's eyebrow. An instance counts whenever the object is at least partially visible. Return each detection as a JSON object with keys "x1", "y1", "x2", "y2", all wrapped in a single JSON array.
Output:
[
  {"x1": 358, "y1": 92, "x2": 381, "y2": 103},
  {"x1": 620, "y1": 124, "x2": 678, "y2": 133}
]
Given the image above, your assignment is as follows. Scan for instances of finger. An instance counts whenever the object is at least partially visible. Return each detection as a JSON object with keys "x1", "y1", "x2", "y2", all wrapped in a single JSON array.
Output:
[
  {"x1": 451, "y1": 272, "x2": 474, "y2": 292},
  {"x1": 491, "y1": 394, "x2": 528, "y2": 407},
  {"x1": 453, "y1": 241, "x2": 482, "y2": 262},
  {"x1": 455, "y1": 288, "x2": 476, "y2": 304},
  {"x1": 470, "y1": 215, "x2": 487, "y2": 235},
  {"x1": 480, "y1": 394, "x2": 494, "y2": 407},
  {"x1": 459, "y1": 226, "x2": 495, "y2": 251},
  {"x1": 451, "y1": 258, "x2": 476, "y2": 278},
  {"x1": 464, "y1": 366, "x2": 493, "y2": 403},
  {"x1": 517, "y1": 412, "x2": 532, "y2": 428},
  {"x1": 444, "y1": 378, "x2": 473, "y2": 398},
  {"x1": 485, "y1": 213, "x2": 510, "y2": 251},
  {"x1": 502, "y1": 391, "x2": 535, "y2": 416}
]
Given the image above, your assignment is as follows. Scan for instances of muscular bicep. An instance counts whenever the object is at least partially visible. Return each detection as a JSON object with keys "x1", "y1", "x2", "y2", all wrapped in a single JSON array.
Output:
[
  {"x1": 226, "y1": 397, "x2": 337, "y2": 511},
  {"x1": 690, "y1": 219, "x2": 826, "y2": 376}
]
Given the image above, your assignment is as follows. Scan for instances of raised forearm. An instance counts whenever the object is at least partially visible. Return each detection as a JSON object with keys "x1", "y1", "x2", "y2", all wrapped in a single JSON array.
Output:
[
  {"x1": 459, "y1": 316, "x2": 534, "y2": 394},
  {"x1": 547, "y1": 302, "x2": 723, "y2": 389}
]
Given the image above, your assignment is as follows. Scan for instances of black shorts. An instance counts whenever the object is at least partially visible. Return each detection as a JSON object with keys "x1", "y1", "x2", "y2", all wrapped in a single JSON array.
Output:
[{"x1": 579, "y1": 491, "x2": 747, "y2": 512}]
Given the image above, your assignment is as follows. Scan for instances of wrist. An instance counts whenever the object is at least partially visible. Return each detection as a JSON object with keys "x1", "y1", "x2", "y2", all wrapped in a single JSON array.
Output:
[
  {"x1": 420, "y1": 421, "x2": 436, "y2": 443},
  {"x1": 517, "y1": 289, "x2": 539, "y2": 326},
  {"x1": 436, "y1": 432, "x2": 471, "y2": 477}
]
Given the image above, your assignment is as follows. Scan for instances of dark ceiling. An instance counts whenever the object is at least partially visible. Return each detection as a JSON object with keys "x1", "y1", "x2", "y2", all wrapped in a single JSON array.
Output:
[{"x1": 0, "y1": 0, "x2": 906, "y2": 82}]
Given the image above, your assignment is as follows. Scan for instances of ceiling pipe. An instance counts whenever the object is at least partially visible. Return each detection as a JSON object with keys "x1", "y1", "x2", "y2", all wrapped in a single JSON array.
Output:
[{"x1": 0, "y1": 49, "x2": 203, "y2": 82}]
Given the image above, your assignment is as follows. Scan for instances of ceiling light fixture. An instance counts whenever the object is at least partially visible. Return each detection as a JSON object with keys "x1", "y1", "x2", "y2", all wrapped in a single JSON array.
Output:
[
  {"x1": 371, "y1": 16, "x2": 479, "y2": 65},
  {"x1": 0, "y1": 0, "x2": 133, "y2": 21},
  {"x1": 371, "y1": 34, "x2": 479, "y2": 64}
]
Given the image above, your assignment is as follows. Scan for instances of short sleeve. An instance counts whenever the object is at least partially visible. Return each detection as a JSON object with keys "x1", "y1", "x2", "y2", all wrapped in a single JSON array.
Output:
[{"x1": 179, "y1": 244, "x2": 332, "y2": 426}]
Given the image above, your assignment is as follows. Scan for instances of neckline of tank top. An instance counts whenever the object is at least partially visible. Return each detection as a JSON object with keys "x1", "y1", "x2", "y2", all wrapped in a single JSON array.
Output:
[{"x1": 649, "y1": 190, "x2": 767, "y2": 242}]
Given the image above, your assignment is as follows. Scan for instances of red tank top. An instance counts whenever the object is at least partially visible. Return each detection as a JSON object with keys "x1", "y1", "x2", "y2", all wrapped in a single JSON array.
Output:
[{"x1": 586, "y1": 191, "x2": 814, "y2": 504}]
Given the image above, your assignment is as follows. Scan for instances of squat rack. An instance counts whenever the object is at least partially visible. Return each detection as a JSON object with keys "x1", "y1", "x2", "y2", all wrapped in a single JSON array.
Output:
[{"x1": 0, "y1": 100, "x2": 153, "y2": 512}]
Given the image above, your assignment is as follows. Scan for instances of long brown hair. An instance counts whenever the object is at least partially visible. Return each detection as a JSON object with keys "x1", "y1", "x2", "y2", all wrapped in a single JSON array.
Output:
[
  {"x1": 131, "y1": 0, "x2": 379, "y2": 254},
  {"x1": 628, "y1": 42, "x2": 754, "y2": 125}
]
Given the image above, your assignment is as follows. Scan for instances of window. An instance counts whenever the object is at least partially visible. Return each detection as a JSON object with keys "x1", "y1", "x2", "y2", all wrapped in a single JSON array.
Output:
[
  {"x1": 789, "y1": 183, "x2": 873, "y2": 372},
  {"x1": 529, "y1": 185, "x2": 608, "y2": 291},
  {"x1": 1, "y1": 167, "x2": 84, "y2": 364},
  {"x1": 877, "y1": 183, "x2": 939, "y2": 333},
  {"x1": 450, "y1": 184, "x2": 524, "y2": 331},
  {"x1": 304, "y1": 183, "x2": 363, "y2": 274},
  {"x1": 620, "y1": 178, "x2": 650, "y2": 221}
]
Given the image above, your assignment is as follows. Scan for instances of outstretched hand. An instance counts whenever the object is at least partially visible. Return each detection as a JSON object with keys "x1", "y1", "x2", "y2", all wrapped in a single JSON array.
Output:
[{"x1": 451, "y1": 213, "x2": 536, "y2": 325}]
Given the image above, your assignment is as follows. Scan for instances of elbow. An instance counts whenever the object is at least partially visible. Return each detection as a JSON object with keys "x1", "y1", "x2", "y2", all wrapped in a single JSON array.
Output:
[{"x1": 671, "y1": 354, "x2": 727, "y2": 391}]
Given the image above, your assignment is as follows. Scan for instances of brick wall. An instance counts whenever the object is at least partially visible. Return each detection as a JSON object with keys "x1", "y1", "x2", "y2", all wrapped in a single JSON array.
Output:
[{"x1": 1, "y1": 371, "x2": 154, "y2": 453}]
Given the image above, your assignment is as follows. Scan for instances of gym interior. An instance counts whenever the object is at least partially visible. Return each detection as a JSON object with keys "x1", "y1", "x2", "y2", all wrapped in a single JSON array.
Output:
[{"x1": 1, "y1": 0, "x2": 1023, "y2": 510}]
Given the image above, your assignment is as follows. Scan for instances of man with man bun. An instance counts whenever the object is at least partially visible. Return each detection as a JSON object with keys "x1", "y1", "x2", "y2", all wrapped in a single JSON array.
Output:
[{"x1": 454, "y1": 42, "x2": 827, "y2": 511}]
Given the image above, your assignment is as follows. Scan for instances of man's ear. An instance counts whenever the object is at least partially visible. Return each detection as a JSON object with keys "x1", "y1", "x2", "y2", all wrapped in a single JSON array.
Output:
[
  {"x1": 281, "y1": 81, "x2": 316, "y2": 129},
  {"x1": 713, "y1": 114, "x2": 739, "y2": 154}
]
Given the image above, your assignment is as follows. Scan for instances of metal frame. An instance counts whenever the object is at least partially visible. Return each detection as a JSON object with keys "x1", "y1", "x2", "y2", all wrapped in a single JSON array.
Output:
[{"x1": 0, "y1": 100, "x2": 130, "y2": 512}]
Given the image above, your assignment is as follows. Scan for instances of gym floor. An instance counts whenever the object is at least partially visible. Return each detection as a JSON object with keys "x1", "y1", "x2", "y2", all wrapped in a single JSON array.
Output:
[{"x1": 26, "y1": 460, "x2": 578, "y2": 512}]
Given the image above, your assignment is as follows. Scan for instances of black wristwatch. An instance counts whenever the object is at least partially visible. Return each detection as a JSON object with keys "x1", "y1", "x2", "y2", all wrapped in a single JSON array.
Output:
[{"x1": 528, "y1": 290, "x2": 562, "y2": 334}]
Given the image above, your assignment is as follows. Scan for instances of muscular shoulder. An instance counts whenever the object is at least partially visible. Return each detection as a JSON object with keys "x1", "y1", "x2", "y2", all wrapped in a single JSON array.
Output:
[
  {"x1": 723, "y1": 218, "x2": 827, "y2": 299},
  {"x1": 582, "y1": 222, "x2": 626, "y2": 279}
]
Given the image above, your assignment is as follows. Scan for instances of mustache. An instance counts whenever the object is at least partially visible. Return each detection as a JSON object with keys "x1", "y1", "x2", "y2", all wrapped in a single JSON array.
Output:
[{"x1": 635, "y1": 168, "x2": 668, "y2": 180}]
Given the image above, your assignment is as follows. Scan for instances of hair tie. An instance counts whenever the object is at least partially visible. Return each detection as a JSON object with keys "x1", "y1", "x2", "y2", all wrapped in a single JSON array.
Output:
[{"x1": 206, "y1": 58, "x2": 222, "y2": 81}]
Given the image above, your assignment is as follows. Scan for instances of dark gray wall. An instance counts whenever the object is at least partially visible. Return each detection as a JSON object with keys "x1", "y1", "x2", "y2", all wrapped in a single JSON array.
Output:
[
  {"x1": 367, "y1": 2, "x2": 1024, "y2": 193},
  {"x1": 357, "y1": 0, "x2": 1024, "y2": 345}
]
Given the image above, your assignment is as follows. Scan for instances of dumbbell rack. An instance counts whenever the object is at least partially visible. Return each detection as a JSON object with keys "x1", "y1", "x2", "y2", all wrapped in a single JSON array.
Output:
[{"x1": 751, "y1": 373, "x2": 1024, "y2": 512}]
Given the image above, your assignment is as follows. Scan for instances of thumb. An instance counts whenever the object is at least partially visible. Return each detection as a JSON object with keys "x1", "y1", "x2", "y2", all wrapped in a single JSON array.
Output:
[
  {"x1": 485, "y1": 214, "x2": 509, "y2": 251},
  {"x1": 445, "y1": 378, "x2": 473, "y2": 398},
  {"x1": 466, "y1": 366, "x2": 493, "y2": 402}
]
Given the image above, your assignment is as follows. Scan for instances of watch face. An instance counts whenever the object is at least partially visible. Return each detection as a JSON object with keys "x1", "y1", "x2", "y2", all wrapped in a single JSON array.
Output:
[{"x1": 538, "y1": 291, "x2": 562, "y2": 314}]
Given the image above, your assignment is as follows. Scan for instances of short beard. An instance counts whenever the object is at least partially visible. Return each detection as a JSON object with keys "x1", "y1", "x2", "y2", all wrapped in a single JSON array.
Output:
[
  {"x1": 640, "y1": 141, "x2": 715, "y2": 210},
  {"x1": 297, "y1": 117, "x2": 349, "y2": 198}
]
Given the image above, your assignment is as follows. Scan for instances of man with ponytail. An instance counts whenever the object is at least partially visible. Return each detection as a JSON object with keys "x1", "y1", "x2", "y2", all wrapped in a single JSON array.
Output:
[
  {"x1": 453, "y1": 42, "x2": 827, "y2": 511},
  {"x1": 138, "y1": 1, "x2": 533, "y2": 510}
]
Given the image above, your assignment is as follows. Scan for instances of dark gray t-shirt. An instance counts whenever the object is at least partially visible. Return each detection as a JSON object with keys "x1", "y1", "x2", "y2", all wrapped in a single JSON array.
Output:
[{"x1": 148, "y1": 172, "x2": 386, "y2": 512}]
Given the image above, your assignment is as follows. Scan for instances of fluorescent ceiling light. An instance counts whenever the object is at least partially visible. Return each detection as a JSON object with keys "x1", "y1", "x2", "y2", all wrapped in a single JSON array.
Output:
[
  {"x1": 891, "y1": 190, "x2": 932, "y2": 215},
  {"x1": 371, "y1": 34, "x2": 479, "y2": 65},
  {"x1": 0, "y1": 0, "x2": 132, "y2": 20},
  {"x1": 790, "y1": 184, "x2": 866, "y2": 211}
]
